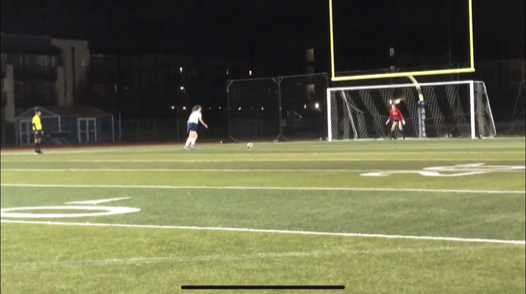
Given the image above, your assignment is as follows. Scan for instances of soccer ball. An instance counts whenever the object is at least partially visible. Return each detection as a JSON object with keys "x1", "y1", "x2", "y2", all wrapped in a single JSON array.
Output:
[{"x1": 247, "y1": 142, "x2": 254, "y2": 149}]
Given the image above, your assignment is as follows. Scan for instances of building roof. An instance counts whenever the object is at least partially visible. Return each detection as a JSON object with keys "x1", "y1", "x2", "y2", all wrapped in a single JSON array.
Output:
[{"x1": 0, "y1": 33, "x2": 62, "y2": 55}]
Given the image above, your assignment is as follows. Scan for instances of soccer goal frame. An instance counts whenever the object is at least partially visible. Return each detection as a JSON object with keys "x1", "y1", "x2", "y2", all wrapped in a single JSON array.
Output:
[
  {"x1": 326, "y1": 80, "x2": 497, "y2": 141},
  {"x1": 328, "y1": 0, "x2": 475, "y2": 82}
]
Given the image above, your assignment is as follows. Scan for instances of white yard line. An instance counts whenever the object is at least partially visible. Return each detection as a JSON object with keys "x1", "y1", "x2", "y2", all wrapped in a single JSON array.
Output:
[
  {"x1": 1, "y1": 183, "x2": 524, "y2": 195},
  {"x1": 1, "y1": 151, "x2": 524, "y2": 157},
  {"x1": 2, "y1": 158, "x2": 524, "y2": 163},
  {"x1": 1, "y1": 219, "x2": 524, "y2": 246},
  {"x1": 0, "y1": 138, "x2": 523, "y2": 156},
  {"x1": 0, "y1": 245, "x2": 512, "y2": 270},
  {"x1": 1, "y1": 168, "x2": 524, "y2": 173},
  {"x1": 0, "y1": 168, "x2": 390, "y2": 173}
]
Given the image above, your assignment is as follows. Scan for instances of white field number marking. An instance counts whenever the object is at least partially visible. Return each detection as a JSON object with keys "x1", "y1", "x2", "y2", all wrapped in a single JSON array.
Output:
[
  {"x1": 65, "y1": 197, "x2": 131, "y2": 205},
  {"x1": 0, "y1": 197, "x2": 140, "y2": 219},
  {"x1": 361, "y1": 163, "x2": 525, "y2": 177},
  {"x1": 0, "y1": 206, "x2": 140, "y2": 219}
]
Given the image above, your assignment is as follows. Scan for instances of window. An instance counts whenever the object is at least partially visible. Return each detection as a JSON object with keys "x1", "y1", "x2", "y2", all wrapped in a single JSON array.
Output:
[
  {"x1": 307, "y1": 84, "x2": 315, "y2": 101},
  {"x1": 306, "y1": 48, "x2": 314, "y2": 62}
]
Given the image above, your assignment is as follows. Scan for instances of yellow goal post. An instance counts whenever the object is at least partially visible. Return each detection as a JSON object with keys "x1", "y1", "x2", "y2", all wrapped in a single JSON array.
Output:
[{"x1": 328, "y1": 0, "x2": 475, "y2": 82}]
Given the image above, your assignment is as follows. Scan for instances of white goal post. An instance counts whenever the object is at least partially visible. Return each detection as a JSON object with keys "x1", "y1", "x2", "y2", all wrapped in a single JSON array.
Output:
[{"x1": 326, "y1": 80, "x2": 496, "y2": 141}]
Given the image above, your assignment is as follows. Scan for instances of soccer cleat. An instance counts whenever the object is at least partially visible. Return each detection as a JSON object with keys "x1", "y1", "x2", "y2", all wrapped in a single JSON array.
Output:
[
  {"x1": 183, "y1": 146, "x2": 188, "y2": 151},
  {"x1": 190, "y1": 146, "x2": 195, "y2": 151}
]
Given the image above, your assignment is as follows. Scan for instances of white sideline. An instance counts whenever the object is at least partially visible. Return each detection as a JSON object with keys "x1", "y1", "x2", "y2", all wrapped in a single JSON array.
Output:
[
  {"x1": 1, "y1": 183, "x2": 525, "y2": 194},
  {"x1": 1, "y1": 168, "x2": 524, "y2": 174},
  {"x1": 1, "y1": 151, "x2": 524, "y2": 157},
  {"x1": 3, "y1": 158, "x2": 523, "y2": 163},
  {"x1": 1, "y1": 168, "x2": 376, "y2": 173},
  {"x1": 0, "y1": 138, "x2": 523, "y2": 155},
  {"x1": 0, "y1": 245, "x2": 512, "y2": 270},
  {"x1": 1, "y1": 219, "x2": 524, "y2": 246}
]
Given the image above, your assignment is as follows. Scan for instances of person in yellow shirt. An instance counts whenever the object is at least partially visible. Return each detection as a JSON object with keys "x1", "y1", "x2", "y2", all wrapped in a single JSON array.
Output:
[{"x1": 32, "y1": 109, "x2": 43, "y2": 154}]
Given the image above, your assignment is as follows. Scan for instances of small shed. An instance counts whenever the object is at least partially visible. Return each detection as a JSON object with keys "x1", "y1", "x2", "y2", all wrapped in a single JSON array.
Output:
[{"x1": 15, "y1": 106, "x2": 115, "y2": 146}]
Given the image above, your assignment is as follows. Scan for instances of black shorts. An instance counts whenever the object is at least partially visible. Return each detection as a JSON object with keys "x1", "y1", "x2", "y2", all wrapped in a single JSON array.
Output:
[{"x1": 34, "y1": 130, "x2": 43, "y2": 139}]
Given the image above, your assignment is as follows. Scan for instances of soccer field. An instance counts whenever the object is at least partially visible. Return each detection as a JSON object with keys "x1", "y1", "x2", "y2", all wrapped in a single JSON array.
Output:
[{"x1": 1, "y1": 139, "x2": 525, "y2": 294}]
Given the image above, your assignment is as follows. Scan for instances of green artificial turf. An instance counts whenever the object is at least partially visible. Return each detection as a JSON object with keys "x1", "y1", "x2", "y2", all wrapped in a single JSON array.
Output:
[{"x1": 1, "y1": 139, "x2": 525, "y2": 294}]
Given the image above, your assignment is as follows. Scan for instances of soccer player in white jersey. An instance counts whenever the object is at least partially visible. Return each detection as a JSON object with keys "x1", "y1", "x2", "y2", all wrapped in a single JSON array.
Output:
[{"x1": 184, "y1": 105, "x2": 208, "y2": 150}]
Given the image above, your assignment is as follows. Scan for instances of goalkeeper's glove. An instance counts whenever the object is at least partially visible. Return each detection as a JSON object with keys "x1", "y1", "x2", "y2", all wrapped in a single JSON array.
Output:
[
  {"x1": 385, "y1": 119, "x2": 390, "y2": 125},
  {"x1": 402, "y1": 120, "x2": 406, "y2": 125}
]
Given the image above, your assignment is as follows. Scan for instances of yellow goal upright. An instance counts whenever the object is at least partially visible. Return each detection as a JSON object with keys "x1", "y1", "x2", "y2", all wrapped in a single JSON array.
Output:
[{"x1": 328, "y1": 0, "x2": 475, "y2": 82}]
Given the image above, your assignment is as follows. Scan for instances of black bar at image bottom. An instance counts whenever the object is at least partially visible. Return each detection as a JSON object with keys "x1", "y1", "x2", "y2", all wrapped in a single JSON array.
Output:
[{"x1": 181, "y1": 285, "x2": 345, "y2": 290}]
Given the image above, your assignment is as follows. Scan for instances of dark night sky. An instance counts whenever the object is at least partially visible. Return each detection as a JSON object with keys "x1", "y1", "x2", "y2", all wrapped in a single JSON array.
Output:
[{"x1": 1, "y1": 0, "x2": 524, "y2": 72}]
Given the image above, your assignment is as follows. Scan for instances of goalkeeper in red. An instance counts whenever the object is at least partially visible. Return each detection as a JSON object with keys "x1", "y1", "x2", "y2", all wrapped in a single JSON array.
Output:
[{"x1": 386, "y1": 104, "x2": 405, "y2": 140}]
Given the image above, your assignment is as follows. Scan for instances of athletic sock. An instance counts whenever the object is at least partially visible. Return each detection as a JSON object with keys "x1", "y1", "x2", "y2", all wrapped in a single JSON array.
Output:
[
  {"x1": 190, "y1": 138, "x2": 197, "y2": 146},
  {"x1": 184, "y1": 137, "x2": 192, "y2": 147},
  {"x1": 35, "y1": 143, "x2": 38, "y2": 152}
]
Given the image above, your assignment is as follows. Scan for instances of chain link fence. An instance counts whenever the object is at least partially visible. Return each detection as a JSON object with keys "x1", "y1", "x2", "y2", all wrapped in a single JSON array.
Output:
[
  {"x1": 1, "y1": 65, "x2": 524, "y2": 147},
  {"x1": 1, "y1": 115, "x2": 522, "y2": 148},
  {"x1": 226, "y1": 73, "x2": 328, "y2": 142},
  {"x1": 0, "y1": 118, "x2": 231, "y2": 147}
]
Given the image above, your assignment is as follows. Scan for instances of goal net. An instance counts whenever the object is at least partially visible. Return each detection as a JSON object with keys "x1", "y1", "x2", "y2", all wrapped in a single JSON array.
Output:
[{"x1": 327, "y1": 80, "x2": 496, "y2": 141}]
